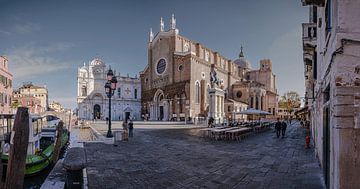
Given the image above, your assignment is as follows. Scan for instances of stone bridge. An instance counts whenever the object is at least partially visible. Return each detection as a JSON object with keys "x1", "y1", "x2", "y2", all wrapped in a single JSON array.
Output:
[{"x1": 40, "y1": 111, "x2": 72, "y2": 125}]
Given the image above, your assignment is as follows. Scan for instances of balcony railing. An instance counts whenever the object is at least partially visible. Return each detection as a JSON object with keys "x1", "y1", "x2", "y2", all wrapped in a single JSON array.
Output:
[
  {"x1": 302, "y1": 23, "x2": 317, "y2": 39},
  {"x1": 302, "y1": 23, "x2": 317, "y2": 49}
]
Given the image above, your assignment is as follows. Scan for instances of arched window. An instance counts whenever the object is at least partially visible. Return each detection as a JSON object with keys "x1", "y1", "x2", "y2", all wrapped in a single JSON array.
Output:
[
  {"x1": 134, "y1": 89, "x2": 138, "y2": 99},
  {"x1": 117, "y1": 88, "x2": 121, "y2": 98},
  {"x1": 195, "y1": 81, "x2": 200, "y2": 104},
  {"x1": 206, "y1": 84, "x2": 211, "y2": 102},
  {"x1": 255, "y1": 96, "x2": 259, "y2": 110},
  {"x1": 250, "y1": 96, "x2": 253, "y2": 108},
  {"x1": 158, "y1": 94, "x2": 163, "y2": 102}
]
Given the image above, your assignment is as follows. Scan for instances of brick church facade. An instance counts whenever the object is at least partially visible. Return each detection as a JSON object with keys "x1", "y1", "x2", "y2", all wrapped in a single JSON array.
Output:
[{"x1": 140, "y1": 15, "x2": 278, "y2": 121}]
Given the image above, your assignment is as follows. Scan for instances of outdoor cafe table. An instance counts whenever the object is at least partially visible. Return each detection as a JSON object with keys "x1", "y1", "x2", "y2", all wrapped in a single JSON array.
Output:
[
  {"x1": 225, "y1": 127, "x2": 252, "y2": 140},
  {"x1": 210, "y1": 127, "x2": 238, "y2": 140},
  {"x1": 199, "y1": 128, "x2": 214, "y2": 137}
]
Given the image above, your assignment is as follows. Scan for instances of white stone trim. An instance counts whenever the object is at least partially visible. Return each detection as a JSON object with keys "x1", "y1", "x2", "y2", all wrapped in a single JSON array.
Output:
[{"x1": 195, "y1": 80, "x2": 200, "y2": 104}]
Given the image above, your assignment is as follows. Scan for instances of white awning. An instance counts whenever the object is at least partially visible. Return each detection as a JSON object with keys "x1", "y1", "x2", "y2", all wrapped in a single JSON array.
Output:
[{"x1": 235, "y1": 108, "x2": 271, "y2": 115}]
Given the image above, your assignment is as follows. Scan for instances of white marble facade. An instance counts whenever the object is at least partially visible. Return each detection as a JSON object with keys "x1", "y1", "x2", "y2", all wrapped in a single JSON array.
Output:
[{"x1": 77, "y1": 58, "x2": 141, "y2": 121}]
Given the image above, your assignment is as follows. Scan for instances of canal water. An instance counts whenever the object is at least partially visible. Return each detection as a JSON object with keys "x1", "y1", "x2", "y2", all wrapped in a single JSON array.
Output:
[
  {"x1": 23, "y1": 146, "x2": 67, "y2": 189},
  {"x1": 23, "y1": 164, "x2": 54, "y2": 189}
]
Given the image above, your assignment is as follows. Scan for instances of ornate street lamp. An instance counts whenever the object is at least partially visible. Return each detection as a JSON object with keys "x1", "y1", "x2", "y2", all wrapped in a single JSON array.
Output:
[{"x1": 104, "y1": 68, "x2": 118, "y2": 138}]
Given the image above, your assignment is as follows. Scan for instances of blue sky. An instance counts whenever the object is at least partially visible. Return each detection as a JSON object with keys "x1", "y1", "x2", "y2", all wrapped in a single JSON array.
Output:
[{"x1": 0, "y1": 0, "x2": 308, "y2": 109}]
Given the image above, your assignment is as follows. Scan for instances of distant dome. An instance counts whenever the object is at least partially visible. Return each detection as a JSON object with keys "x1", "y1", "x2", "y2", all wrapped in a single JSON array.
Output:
[
  {"x1": 234, "y1": 47, "x2": 251, "y2": 70},
  {"x1": 80, "y1": 62, "x2": 87, "y2": 70},
  {"x1": 90, "y1": 58, "x2": 104, "y2": 66}
]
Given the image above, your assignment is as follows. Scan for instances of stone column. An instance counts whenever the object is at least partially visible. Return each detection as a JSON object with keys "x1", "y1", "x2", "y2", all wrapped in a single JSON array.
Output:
[
  {"x1": 221, "y1": 96, "x2": 225, "y2": 119},
  {"x1": 264, "y1": 95, "x2": 268, "y2": 111},
  {"x1": 214, "y1": 95, "x2": 217, "y2": 116},
  {"x1": 220, "y1": 96, "x2": 222, "y2": 116},
  {"x1": 166, "y1": 101, "x2": 170, "y2": 121},
  {"x1": 216, "y1": 95, "x2": 220, "y2": 117},
  {"x1": 150, "y1": 104, "x2": 153, "y2": 120},
  {"x1": 177, "y1": 99, "x2": 180, "y2": 121},
  {"x1": 169, "y1": 100, "x2": 173, "y2": 120},
  {"x1": 155, "y1": 103, "x2": 158, "y2": 120},
  {"x1": 152, "y1": 104, "x2": 156, "y2": 120},
  {"x1": 252, "y1": 95, "x2": 256, "y2": 109},
  {"x1": 208, "y1": 88, "x2": 225, "y2": 124}
]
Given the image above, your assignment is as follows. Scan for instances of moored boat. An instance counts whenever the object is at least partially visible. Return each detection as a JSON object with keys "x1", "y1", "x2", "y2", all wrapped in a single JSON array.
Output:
[{"x1": 0, "y1": 114, "x2": 69, "y2": 176}]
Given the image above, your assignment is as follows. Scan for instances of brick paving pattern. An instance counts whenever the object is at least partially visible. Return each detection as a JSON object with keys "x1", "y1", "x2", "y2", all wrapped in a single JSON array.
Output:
[{"x1": 84, "y1": 121, "x2": 324, "y2": 189}]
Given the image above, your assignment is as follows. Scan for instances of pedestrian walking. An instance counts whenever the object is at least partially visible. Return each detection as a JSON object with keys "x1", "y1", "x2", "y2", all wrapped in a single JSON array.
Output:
[
  {"x1": 300, "y1": 119, "x2": 304, "y2": 127},
  {"x1": 122, "y1": 120, "x2": 129, "y2": 141},
  {"x1": 305, "y1": 120, "x2": 310, "y2": 130},
  {"x1": 208, "y1": 117, "x2": 214, "y2": 128},
  {"x1": 305, "y1": 134, "x2": 311, "y2": 149},
  {"x1": 281, "y1": 120, "x2": 287, "y2": 138},
  {"x1": 128, "y1": 120, "x2": 134, "y2": 137},
  {"x1": 275, "y1": 118, "x2": 282, "y2": 138}
]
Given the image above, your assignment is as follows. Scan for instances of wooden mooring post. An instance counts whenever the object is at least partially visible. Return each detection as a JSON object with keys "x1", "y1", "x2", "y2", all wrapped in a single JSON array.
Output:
[
  {"x1": 0, "y1": 140, "x2": 3, "y2": 189},
  {"x1": 68, "y1": 112, "x2": 72, "y2": 131},
  {"x1": 52, "y1": 121, "x2": 64, "y2": 164},
  {"x1": 4, "y1": 107, "x2": 30, "y2": 189}
]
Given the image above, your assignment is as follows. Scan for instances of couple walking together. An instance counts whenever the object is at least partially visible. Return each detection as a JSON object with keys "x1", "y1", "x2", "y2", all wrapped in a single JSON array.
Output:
[
  {"x1": 275, "y1": 118, "x2": 287, "y2": 138},
  {"x1": 122, "y1": 120, "x2": 134, "y2": 141}
]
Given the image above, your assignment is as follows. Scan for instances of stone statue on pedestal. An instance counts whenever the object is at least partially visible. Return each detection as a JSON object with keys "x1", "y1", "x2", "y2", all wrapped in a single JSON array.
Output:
[
  {"x1": 210, "y1": 64, "x2": 220, "y2": 88},
  {"x1": 208, "y1": 64, "x2": 225, "y2": 124}
]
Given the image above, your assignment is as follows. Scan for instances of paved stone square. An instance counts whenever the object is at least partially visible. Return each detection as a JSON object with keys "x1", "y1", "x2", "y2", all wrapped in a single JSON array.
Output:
[{"x1": 84, "y1": 121, "x2": 324, "y2": 189}]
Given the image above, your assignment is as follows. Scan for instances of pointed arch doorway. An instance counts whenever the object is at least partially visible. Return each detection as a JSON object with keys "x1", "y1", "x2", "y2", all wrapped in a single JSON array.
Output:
[{"x1": 151, "y1": 89, "x2": 169, "y2": 121}]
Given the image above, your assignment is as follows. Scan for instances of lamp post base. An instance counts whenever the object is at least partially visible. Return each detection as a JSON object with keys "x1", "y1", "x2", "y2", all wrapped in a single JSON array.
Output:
[{"x1": 106, "y1": 130, "x2": 113, "y2": 138}]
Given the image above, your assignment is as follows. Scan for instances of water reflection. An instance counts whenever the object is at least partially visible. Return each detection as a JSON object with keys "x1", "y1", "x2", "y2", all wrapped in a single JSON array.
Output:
[{"x1": 23, "y1": 164, "x2": 54, "y2": 189}]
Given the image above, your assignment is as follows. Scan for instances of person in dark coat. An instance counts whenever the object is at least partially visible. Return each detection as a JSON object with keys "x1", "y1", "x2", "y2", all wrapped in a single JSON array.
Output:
[
  {"x1": 208, "y1": 117, "x2": 214, "y2": 128},
  {"x1": 300, "y1": 119, "x2": 304, "y2": 127},
  {"x1": 275, "y1": 118, "x2": 282, "y2": 138},
  {"x1": 128, "y1": 120, "x2": 134, "y2": 137},
  {"x1": 281, "y1": 120, "x2": 287, "y2": 138},
  {"x1": 122, "y1": 120, "x2": 128, "y2": 141}
]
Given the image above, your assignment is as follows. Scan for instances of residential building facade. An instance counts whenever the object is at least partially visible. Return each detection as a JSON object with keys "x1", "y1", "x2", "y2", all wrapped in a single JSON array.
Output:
[
  {"x1": 77, "y1": 58, "x2": 141, "y2": 121},
  {"x1": 302, "y1": 0, "x2": 360, "y2": 188},
  {"x1": 0, "y1": 56, "x2": 13, "y2": 114},
  {"x1": 13, "y1": 83, "x2": 48, "y2": 113},
  {"x1": 277, "y1": 107, "x2": 298, "y2": 120},
  {"x1": 12, "y1": 96, "x2": 43, "y2": 114},
  {"x1": 49, "y1": 101, "x2": 64, "y2": 112},
  {"x1": 301, "y1": 3, "x2": 318, "y2": 121}
]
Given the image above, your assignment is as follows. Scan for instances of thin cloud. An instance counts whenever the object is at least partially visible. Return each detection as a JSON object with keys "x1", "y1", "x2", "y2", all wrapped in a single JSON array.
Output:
[
  {"x1": 7, "y1": 42, "x2": 74, "y2": 79},
  {"x1": 0, "y1": 22, "x2": 41, "y2": 36},
  {"x1": 13, "y1": 22, "x2": 41, "y2": 34},
  {"x1": 0, "y1": 30, "x2": 11, "y2": 35}
]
